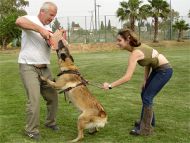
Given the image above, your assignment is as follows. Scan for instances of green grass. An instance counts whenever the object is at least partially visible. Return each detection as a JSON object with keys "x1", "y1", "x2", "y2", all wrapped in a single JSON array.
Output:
[{"x1": 0, "y1": 45, "x2": 190, "y2": 143}]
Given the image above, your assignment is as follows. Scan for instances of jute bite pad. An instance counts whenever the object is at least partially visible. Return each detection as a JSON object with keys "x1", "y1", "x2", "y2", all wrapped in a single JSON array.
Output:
[{"x1": 47, "y1": 29, "x2": 66, "y2": 50}]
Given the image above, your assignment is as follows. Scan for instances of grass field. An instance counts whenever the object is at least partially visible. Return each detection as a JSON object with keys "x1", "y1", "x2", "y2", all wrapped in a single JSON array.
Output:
[{"x1": 0, "y1": 44, "x2": 190, "y2": 143}]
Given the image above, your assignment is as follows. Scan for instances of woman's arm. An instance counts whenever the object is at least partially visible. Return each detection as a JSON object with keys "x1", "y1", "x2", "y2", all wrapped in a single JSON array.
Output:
[
  {"x1": 142, "y1": 66, "x2": 151, "y2": 89},
  {"x1": 103, "y1": 50, "x2": 144, "y2": 89}
]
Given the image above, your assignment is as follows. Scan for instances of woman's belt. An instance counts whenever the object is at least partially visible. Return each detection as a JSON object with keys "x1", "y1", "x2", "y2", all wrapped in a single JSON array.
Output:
[{"x1": 155, "y1": 63, "x2": 172, "y2": 71}]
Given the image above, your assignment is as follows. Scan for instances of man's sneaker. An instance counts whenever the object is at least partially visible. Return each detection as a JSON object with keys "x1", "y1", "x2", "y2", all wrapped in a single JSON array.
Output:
[
  {"x1": 45, "y1": 124, "x2": 59, "y2": 131},
  {"x1": 25, "y1": 131, "x2": 40, "y2": 140},
  {"x1": 129, "y1": 128, "x2": 140, "y2": 136}
]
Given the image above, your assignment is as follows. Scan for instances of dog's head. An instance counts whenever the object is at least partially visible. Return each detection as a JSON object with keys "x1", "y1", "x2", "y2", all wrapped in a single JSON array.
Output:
[
  {"x1": 56, "y1": 38, "x2": 78, "y2": 71},
  {"x1": 49, "y1": 28, "x2": 76, "y2": 70},
  {"x1": 56, "y1": 39, "x2": 74, "y2": 62}
]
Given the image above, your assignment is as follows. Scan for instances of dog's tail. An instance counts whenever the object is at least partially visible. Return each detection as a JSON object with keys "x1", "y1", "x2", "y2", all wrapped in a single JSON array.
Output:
[
  {"x1": 95, "y1": 102, "x2": 107, "y2": 118},
  {"x1": 99, "y1": 110, "x2": 107, "y2": 118},
  {"x1": 86, "y1": 115, "x2": 108, "y2": 130}
]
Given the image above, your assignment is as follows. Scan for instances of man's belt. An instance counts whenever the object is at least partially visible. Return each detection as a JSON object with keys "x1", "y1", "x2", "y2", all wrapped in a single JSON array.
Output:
[{"x1": 33, "y1": 64, "x2": 47, "y2": 69}]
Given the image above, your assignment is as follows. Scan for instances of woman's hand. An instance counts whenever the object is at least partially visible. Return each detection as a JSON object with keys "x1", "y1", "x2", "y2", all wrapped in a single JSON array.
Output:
[{"x1": 102, "y1": 82, "x2": 110, "y2": 90}]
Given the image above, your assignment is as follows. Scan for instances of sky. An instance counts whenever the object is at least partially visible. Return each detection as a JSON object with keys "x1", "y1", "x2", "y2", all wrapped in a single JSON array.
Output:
[
  {"x1": 25, "y1": 0, "x2": 189, "y2": 17},
  {"x1": 24, "y1": 0, "x2": 189, "y2": 29}
]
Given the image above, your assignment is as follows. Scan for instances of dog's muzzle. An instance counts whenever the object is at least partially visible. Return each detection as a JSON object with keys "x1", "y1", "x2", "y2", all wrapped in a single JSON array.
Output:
[{"x1": 56, "y1": 40, "x2": 65, "y2": 59}]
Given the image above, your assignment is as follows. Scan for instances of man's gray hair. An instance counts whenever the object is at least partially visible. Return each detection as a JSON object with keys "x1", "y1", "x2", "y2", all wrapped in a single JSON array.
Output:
[{"x1": 40, "y1": 2, "x2": 57, "y2": 11}]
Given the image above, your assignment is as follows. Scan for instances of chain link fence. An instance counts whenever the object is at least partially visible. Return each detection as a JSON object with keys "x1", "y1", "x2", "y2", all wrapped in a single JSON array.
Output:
[
  {"x1": 56, "y1": 15, "x2": 190, "y2": 43},
  {"x1": 1, "y1": 14, "x2": 189, "y2": 49}
]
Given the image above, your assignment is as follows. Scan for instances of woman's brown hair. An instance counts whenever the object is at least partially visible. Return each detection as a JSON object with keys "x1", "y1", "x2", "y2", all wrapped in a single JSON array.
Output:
[{"x1": 118, "y1": 29, "x2": 141, "y2": 47}]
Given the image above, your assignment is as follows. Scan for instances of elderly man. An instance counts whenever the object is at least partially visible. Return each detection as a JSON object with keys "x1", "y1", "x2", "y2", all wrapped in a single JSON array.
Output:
[{"x1": 15, "y1": 2, "x2": 59, "y2": 140}]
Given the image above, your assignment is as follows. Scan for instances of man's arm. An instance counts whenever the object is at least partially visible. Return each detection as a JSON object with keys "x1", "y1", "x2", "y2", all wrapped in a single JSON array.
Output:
[{"x1": 15, "y1": 16, "x2": 51, "y2": 39}]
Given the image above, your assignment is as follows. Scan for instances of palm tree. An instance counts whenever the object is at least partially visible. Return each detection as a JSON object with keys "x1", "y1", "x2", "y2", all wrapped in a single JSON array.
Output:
[
  {"x1": 141, "y1": 0, "x2": 170, "y2": 42},
  {"x1": 116, "y1": 0, "x2": 143, "y2": 31},
  {"x1": 173, "y1": 20, "x2": 189, "y2": 42},
  {"x1": 159, "y1": 9, "x2": 179, "y2": 39}
]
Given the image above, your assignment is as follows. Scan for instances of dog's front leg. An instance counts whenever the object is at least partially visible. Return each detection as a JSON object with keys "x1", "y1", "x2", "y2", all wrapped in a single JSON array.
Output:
[
  {"x1": 40, "y1": 76, "x2": 59, "y2": 89},
  {"x1": 70, "y1": 127, "x2": 84, "y2": 143}
]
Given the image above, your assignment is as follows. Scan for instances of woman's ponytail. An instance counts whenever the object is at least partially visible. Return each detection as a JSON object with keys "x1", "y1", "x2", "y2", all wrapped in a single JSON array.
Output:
[{"x1": 118, "y1": 28, "x2": 141, "y2": 47}]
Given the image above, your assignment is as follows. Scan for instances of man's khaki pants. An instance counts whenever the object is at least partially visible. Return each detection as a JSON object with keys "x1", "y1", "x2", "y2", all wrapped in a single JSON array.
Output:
[{"x1": 19, "y1": 64, "x2": 58, "y2": 134}]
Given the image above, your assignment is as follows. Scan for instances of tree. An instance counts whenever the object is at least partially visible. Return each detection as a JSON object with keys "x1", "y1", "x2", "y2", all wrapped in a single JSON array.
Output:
[
  {"x1": 71, "y1": 21, "x2": 75, "y2": 28},
  {"x1": 188, "y1": 10, "x2": 190, "y2": 18},
  {"x1": 159, "y1": 9, "x2": 179, "y2": 40},
  {"x1": 0, "y1": 0, "x2": 28, "y2": 49},
  {"x1": 116, "y1": 0, "x2": 143, "y2": 31},
  {"x1": 107, "y1": 20, "x2": 111, "y2": 30},
  {"x1": 173, "y1": 20, "x2": 189, "y2": 42},
  {"x1": 52, "y1": 18, "x2": 61, "y2": 32},
  {"x1": 100, "y1": 21, "x2": 104, "y2": 30},
  {"x1": 123, "y1": 21, "x2": 131, "y2": 29},
  {"x1": 141, "y1": 0, "x2": 170, "y2": 42},
  {"x1": 0, "y1": 13, "x2": 21, "y2": 49},
  {"x1": 0, "y1": 0, "x2": 28, "y2": 19}
]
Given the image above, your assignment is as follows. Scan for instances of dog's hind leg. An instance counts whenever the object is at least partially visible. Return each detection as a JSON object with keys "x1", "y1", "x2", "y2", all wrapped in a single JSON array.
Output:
[{"x1": 70, "y1": 113, "x2": 90, "y2": 142}]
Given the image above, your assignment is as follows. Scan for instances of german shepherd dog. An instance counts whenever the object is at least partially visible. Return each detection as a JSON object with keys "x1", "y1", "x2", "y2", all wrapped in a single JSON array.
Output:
[{"x1": 41, "y1": 31, "x2": 107, "y2": 142}]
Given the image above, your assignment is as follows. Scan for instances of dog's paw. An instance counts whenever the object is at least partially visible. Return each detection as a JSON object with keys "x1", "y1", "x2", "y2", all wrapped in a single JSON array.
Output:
[
  {"x1": 88, "y1": 127, "x2": 99, "y2": 135},
  {"x1": 69, "y1": 138, "x2": 81, "y2": 143}
]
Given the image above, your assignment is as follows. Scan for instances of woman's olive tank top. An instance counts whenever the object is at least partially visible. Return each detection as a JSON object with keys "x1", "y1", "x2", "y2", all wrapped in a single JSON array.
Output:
[{"x1": 136, "y1": 44, "x2": 159, "y2": 69}]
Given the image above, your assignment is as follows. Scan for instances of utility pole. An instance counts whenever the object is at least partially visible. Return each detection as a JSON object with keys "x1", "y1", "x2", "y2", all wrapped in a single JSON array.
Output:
[
  {"x1": 96, "y1": 4, "x2": 101, "y2": 30},
  {"x1": 67, "y1": 17, "x2": 70, "y2": 42},
  {"x1": 104, "y1": 15, "x2": 107, "y2": 42},
  {"x1": 169, "y1": 0, "x2": 172, "y2": 40},
  {"x1": 96, "y1": 4, "x2": 101, "y2": 41},
  {"x1": 94, "y1": 0, "x2": 97, "y2": 31},
  {"x1": 89, "y1": 10, "x2": 94, "y2": 31}
]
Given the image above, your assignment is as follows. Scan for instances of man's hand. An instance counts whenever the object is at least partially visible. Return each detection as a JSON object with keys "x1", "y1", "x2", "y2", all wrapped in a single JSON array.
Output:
[
  {"x1": 39, "y1": 28, "x2": 52, "y2": 40},
  {"x1": 47, "y1": 29, "x2": 65, "y2": 50}
]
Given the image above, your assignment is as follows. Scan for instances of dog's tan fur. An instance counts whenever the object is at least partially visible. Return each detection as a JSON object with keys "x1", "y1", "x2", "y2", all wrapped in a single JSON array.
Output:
[{"x1": 41, "y1": 38, "x2": 107, "y2": 142}]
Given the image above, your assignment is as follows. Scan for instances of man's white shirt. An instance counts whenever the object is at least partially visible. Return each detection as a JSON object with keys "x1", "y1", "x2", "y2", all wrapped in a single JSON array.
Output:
[{"x1": 18, "y1": 15, "x2": 52, "y2": 64}]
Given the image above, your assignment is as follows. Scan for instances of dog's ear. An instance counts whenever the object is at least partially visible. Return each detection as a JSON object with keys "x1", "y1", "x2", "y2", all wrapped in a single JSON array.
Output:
[
  {"x1": 60, "y1": 53, "x2": 67, "y2": 61},
  {"x1": 69, "y1": 55, "x2": 74, "y2": 62},
  {"x1": 58, "y1": 40, "x2": 64, "y2": 50}
]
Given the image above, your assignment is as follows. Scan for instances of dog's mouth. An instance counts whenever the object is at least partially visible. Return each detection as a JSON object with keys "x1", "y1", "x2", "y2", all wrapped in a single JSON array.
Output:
[
  {"x1": 56, "y1": 40, "x2": 64, "y2": 59},
  {"x1": 56, "y1": 40, "x2": 74, "y2": 62}
]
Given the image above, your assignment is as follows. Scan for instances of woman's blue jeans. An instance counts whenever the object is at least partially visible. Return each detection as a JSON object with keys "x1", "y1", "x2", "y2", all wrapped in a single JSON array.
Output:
[{"x1": 140, "y1": 67, "x2": 173, "y2": 127}]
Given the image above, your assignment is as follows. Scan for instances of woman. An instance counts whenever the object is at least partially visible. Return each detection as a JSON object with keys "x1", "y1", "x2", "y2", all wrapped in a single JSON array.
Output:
[{"x1": 102, "y1": 28, "x2": 173, "y2": 136}]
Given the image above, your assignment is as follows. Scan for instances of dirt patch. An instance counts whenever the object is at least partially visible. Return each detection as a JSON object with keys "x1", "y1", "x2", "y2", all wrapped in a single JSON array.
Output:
[
  {"x1": 0, "y1": 49, "x2": 20, "y2": 54},
  {"x1": 69, "y1": 40, "x2": 190, "y2": 53},
  {"x1": 144, "y1": 40, "x2": 190, "y2": 48},
  {"x1": 1, "y1": 40, "x2": 190, "y2": 54},
  {"x1": 69, "y1": 42, "x2": 119, "y2": 53}
]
